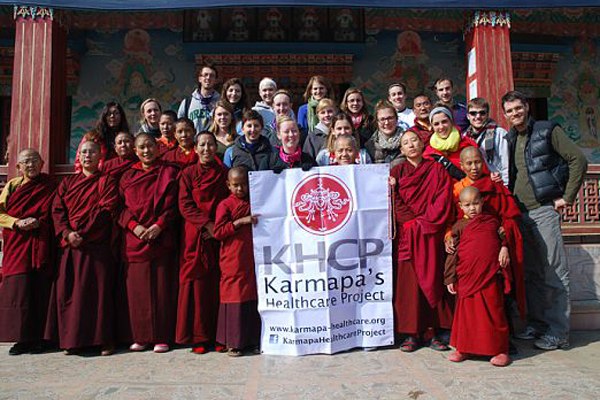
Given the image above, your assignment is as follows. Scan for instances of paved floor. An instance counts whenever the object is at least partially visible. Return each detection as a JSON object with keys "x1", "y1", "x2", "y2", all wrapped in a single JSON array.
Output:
[{"x1": 1, "y1": 331, "x2": 599, "y2": 400}]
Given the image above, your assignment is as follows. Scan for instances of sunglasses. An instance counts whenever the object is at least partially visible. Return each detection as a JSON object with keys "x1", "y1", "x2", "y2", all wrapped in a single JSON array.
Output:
[{"x1": 468, "y1": 110, "x2": 487, "y2": 116}]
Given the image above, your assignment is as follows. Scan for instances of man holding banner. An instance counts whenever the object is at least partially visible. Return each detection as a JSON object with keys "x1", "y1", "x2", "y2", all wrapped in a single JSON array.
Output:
[{"x1": 249, "y1": 164, "x2": 394, "y2": 356}]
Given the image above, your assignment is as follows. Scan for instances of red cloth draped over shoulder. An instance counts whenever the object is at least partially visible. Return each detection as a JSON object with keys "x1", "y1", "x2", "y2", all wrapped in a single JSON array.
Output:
[
  {"x1": 118, "y1": 160, "x2": 180, "y2": 262},
  {"x1": 178, "y1": 159, "x2": 229, "y2": 282},
  {"x1": 103, "y1": 155, "x2": 137, "y2": 180},
  {"x1": 2, "y1": 174, "x2": 56, "y2": 277},
  {"x1": 213, "y1": 195, "x2": 256, "y2": 303},
  {"x1": 455, "y1": 214, "x2": 507, "y2": 298},
  {"x1": 472, "y1": 175, "x2": 526, "y2": 318},
  {"x1": 423, "y1": 136, "x2": 478, "y2": 169},
  {"x1": 161, "y1": 147, "x2": 198, "y2": 169},
  {"x1": 53, "y1": 173, "x2": 120, "y2": 246},
  {"x1": 391, "y1": 159, "x2": 454, "y2": 308}
]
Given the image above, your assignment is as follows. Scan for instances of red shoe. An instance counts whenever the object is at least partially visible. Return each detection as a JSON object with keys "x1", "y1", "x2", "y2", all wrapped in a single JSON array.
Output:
[
  {"x1": 490, "y1": 353, "x2": 511, "y2": 367},
  {"x1": 192, "y1": 344, "x2": 208, "y2": 354},
  {"x1": 214, "y1": 344, "x2": 227, "y2": 353},
  {"x1": 448, "y1": 350, "x2": 468, "y2": 362}
]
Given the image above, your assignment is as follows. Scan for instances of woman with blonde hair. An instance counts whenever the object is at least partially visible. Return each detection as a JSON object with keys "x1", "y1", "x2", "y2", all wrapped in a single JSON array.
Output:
[
  {"x1": 302, "y1": 98, "x2": 337, "y2": 159},
  {"x1": 138, "y1": 98, "x2": 162, "y2": 138},
  {"x1": 261, "y1": 116, "x2": 315, "y2": 171},
  {"x1": 297, "y1": 75, "x2": 334, "y2": 134}
]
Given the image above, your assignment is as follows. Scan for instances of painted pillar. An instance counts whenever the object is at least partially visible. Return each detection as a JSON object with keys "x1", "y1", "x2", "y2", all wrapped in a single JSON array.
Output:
[
  {"x1": 464, "y1": 11, "x2": 514, "y2": 127},
  {"x1": 8, "y1": 6, "x2": 67, "y2": 177}
]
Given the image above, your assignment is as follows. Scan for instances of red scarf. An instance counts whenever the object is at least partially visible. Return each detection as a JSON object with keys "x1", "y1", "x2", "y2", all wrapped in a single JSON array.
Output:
[
  {"x1": 278, "y1": 146, "x2": 302, "y2": 167},
  {"x1": 350, "y1": 113, "x2": 363, "y2": 130}
]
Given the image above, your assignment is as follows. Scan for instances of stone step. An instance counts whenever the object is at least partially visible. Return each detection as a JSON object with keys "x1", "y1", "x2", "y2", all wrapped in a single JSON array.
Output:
[{"x1": 571, "y1": 299, "x2": 600, "y2": 330}]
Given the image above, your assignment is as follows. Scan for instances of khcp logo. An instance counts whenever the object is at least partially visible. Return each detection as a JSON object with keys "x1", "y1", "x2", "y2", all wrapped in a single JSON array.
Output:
[{"x1": 291, "y1": 173, "x2": 353, "y2": 235}]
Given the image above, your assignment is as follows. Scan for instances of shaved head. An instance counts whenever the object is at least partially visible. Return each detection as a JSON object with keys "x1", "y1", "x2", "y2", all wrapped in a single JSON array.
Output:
[
  {"x1": 228, "y1": 166, "x2": 248, "y2": 181},
  {"x1": 134, "y1": 132, "x2": 157, "y2": 146},
  {"x1": 80, "y1": 141, "x2": 101, "y2": 153},
  {"x1": 17, "y1": 148, "x2": 42, "y2": 163},
  {"x1": 459, "y1": 186, "x2": 481, "y2": 203},
  {"x1": 460, "y1": 146, "x2": 483, "y2": 162}
]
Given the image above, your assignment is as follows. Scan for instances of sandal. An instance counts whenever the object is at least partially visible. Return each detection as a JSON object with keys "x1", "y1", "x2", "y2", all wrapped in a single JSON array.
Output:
[
  {"x1": 430, "y1": 337, "x2": 450, "y2": 351},
  {"x1": 399, "y1": 336, "x2": 420, "y2": 352},
  {"x1": 227, "y1": 348, "x2": 243, "y2": 357}
]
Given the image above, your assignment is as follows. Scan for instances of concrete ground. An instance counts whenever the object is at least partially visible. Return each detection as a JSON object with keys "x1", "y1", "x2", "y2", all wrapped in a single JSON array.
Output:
[{"x1": 1, "y1": 331, "x2": 599, "y2": 400}]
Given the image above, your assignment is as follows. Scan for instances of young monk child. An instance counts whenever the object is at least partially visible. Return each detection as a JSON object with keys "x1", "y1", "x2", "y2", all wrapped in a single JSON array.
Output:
[
  {"x1": 118, "y1": 133, "x2": 180, "y2": 353},
  {"x1": 49, "y1": 141, "x2": 120, "y2": 356},
  {"x1": 162, "y1": 117, "x2": 198, "y2": 168},
  {"x1": 213, "y1": 167, "x2": 261, "y2": 357},
  {"x1": 224, "y1": 109, "x2": 272, "y2": 170},
  {"x1": 103, "y1": 132, "x2": 137, "y2": 179},
  {"x1": 445, "y1": 186, "x2": 511, "y2": 367},
  {"x1": 157, "y1": 110, "x2": 178, "y2": 156},
  {"x1": 176, "y1": 131, "x2": 229, "y2": 354},
  {"x1": 333, "y1": 135, "x2": 360, "y2": 166},
  {"x1": 0, "y1": 149, "x2": 56, "y2": 355}
]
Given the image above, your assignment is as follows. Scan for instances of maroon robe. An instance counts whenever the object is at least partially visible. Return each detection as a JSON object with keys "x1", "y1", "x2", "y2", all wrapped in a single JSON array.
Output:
[
  {"x1": 47, "y1": 172, "x2": 119, "y2": 349},
  {"x1": 213, "y1": 194, "x2": 260, "y2": 348},
  {"x1": 472, "y1": 176, "x2": 526, "y2": 318},
  {"x1": 449, "y1": 214, "x2": 509, "y2": 356},
  {"x1": 102, "y1": 154, "x2": 136, "y2": 180},
  {"x1": 391, "y1": 159, "x2": 454, "y2": 335},
  {"x1": 0, "y1": 174, "x2": 56, "y2": 342},
  {"x1": 161, "y1": 146, "x2": 198, "y2": 169},
  {"x1": 176, "y1": 159, "x2": 229, "y2": 345},
  {"x1": 407, "y1": 120, "x2": 433, "y2": 146},
  {"x1": 118, "y1": 161, "x2": 179, "y2": 344}
]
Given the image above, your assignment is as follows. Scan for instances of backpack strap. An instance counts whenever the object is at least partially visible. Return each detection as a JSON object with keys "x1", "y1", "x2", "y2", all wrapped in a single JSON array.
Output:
[{"x1": 184, "y1": 96, "x2": 192, "y2": 118}]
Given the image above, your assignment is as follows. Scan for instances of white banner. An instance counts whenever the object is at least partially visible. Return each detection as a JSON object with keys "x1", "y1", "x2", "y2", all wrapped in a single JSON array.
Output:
[{"x1": 249, "y1": 164, "x2": 394, "y2": 356}]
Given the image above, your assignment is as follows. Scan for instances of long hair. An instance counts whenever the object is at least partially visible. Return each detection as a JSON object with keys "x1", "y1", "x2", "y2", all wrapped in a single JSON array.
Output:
[
  {"x1": 340, "y1": 87, "x2": 370, "y2": 120},
  {"x1": 326, "y1": 113, "x2": 361, "y2": 153},
  {"x1": 209, "y1": 100, "x2": 237, "y2": 143},
  {"x1": 95, "y1": 101, "x2": 130, "y2": 139},
  {"x1": 221, "y1": 77, "x2": 249, "y2": 112},
  {"x1": 302, "y1": 75, "x2": 335, "y2": 102}
]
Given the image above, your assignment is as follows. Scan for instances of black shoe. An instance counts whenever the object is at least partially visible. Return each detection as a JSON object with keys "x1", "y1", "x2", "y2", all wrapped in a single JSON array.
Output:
[
  {"x1": 508, "y1": 340, "x2": 519, "y2": 355},
  {"x1": 9, "y1": 342, "x2": 31, "y2": 356}
]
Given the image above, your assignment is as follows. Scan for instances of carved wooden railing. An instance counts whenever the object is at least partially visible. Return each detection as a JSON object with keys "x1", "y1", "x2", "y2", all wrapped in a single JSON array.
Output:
[{"x1": 561, "y1": 165, "x2": 600, "y2": 236}]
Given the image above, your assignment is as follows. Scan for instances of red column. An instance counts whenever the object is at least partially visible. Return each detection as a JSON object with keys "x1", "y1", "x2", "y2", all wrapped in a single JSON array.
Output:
[
  {"x1": 8, "y1": 6, "x2": 67, "y2": 178},
  {"x1": 464, "y1": 11, "x2": 514, "y2": 127}
]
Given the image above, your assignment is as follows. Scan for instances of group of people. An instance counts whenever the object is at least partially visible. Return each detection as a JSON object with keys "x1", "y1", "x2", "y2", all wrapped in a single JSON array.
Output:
[{"x1": 0, "y1": 64, "x2": 588, "y2": 368}]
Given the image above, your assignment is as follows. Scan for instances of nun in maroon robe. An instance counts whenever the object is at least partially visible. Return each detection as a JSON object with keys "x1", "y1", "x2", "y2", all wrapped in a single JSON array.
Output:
[
  {"x1": 48, "y1": 142, "x2": 119, "y2": 355},
  {"x1": 176, "y1": 132, "x2": 229, "y2": 353},
  {"x1": 161, "y1": 118, "x2": 198, "y2": 169},
  {"x1": 0, "y1": 149, "x2": 56, "y2": 355},
  {"x1": 102, "y1": 132, "x2": 136, "y2": 180},
  {"x1": 391, "y1": 130, "x2": 454, "y2": 352},
  {"x1": 118, "y1": 133, "x2": 180, "y2": 352},
  {"x1": 213, "y1": 167, "x2": 261, "y2": 354}
]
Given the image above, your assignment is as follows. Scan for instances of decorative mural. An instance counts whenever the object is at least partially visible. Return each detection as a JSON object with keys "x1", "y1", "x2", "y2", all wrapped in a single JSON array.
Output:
[
  {"x1": 352, "y1": 30, "x2": 466, "y2": 107},
  {"x1": 69, "y1": 29, "x2": 193, "y2": 161},
  {"x1": 548, "y1": 37, "x2": 600, "y2": 163}
]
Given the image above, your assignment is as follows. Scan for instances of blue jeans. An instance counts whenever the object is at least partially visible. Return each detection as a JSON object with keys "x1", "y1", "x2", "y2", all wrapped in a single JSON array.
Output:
[{"x1": 520, "y1": 205, "x2": 570, "y2": 339}]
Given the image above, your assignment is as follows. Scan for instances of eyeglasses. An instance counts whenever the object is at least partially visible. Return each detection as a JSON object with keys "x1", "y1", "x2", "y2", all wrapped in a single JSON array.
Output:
[
  {"x1": 378, "y1": 116, "x2": 396, "y2": 123},
  {"x1": 468, "y1": 110, "x2": 487, "y2": 117}
]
